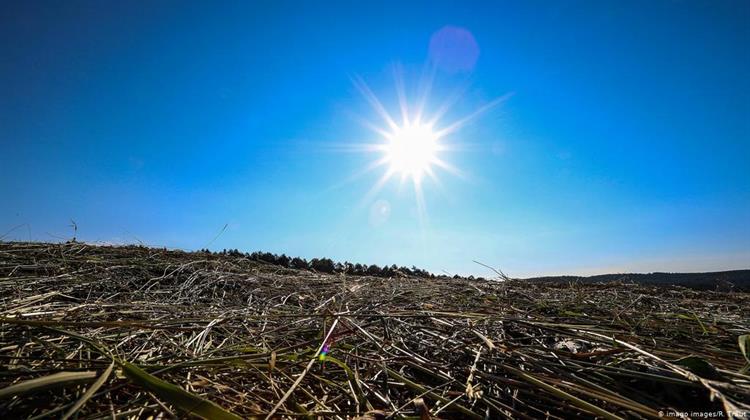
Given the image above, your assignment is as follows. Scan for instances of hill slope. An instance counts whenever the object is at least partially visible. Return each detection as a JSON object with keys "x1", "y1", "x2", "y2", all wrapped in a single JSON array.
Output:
[{"x1": 1, "y1": 242, "x2": 749, "y2": 418}]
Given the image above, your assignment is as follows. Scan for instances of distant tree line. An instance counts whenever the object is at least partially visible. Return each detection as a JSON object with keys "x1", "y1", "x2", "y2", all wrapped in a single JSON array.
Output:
[
  {"x1": 197, "y1": 248, "x2": 445, "y2": 279},
  {"x1": 526, "y1": 270, "x2": 750, "y2": 291}
]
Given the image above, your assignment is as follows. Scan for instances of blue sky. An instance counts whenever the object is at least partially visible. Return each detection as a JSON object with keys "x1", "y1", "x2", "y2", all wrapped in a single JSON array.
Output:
[{"x1": 1, "y1": 1, "x2": 748, "y2": 277}]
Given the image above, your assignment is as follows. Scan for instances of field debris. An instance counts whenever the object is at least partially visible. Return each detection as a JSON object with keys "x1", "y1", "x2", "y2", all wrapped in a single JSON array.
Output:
[{"x1": 1, "y1": 242, "x2": 749, "y2": 418}]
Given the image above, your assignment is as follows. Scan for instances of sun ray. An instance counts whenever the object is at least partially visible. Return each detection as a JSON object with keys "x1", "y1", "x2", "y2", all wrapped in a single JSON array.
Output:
[
  {"x1": 433, "y1": 92, "x2": 513, "y2": 139},
  {"x1": 321, "y1": 141, "x2": 388, "y2": 153},
  {"x1": 414, "y1": 63, "x2": 437, "y2": 126},
  {"x1": 327, "y1": 155, "x2": 390, "y2": 191},
  {"x1": 358, "y1": 168, "x2": 395, "y2": 209},
  {"x1": 425, "y1": 83, "x2": 469, "y2": 128},
  {"x1": 352, "y1": 75, "x2": 399, "y2": 131},
  {"x1": 430, "y1": 157, "x2": 466, "y2": 179},
  {"x1": 430, "y1": 141, "x2": 463, "y2": 153},
  {"x1": 413, "y1": 177, "x2": 428, "y2": 229},
  {"x1": 357, "y1": 117, "x2": 396, "y2": 140},
  {"x1": 393, "y1": 65, "x2": 410, "y2": 126},
  {"x1": 422, "y1": 164, "x2": 443, "y2": 190},
  {"x1": 422, "y1": 165, "x2": 453, "y2": 205}
]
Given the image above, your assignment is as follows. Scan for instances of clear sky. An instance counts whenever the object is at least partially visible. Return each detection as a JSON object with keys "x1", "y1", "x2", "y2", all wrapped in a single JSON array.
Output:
[{"x1": 2, "y1": 1, "x2": 749, "y2": 277}]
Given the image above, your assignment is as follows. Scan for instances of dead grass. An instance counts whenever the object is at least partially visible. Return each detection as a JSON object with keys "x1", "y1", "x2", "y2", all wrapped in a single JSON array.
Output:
[{"x1": 0, "y1": 241, "x2": 749, "y2": 419}]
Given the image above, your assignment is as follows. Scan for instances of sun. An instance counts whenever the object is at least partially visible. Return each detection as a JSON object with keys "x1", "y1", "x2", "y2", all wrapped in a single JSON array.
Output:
[
  {"x1": 385, "y1": 123, "x2": 438, "y2": 182},
  {"x1": 347, "y1": 71, "x2": 510, "y2": 221}
]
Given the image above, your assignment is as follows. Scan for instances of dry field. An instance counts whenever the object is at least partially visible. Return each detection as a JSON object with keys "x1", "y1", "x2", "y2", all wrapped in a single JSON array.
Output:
[{"x1": 1, "y1": 242, "x2": 749, "y2": 419}]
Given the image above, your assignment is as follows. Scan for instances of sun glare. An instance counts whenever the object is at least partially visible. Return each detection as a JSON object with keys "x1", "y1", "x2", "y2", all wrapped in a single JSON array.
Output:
[
  {"x1": 348, "y1": 71, "x2": 509, "y2": 222},
  {"x1": 385, "y1": 123, "x2": 438, "y2": 182}
]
